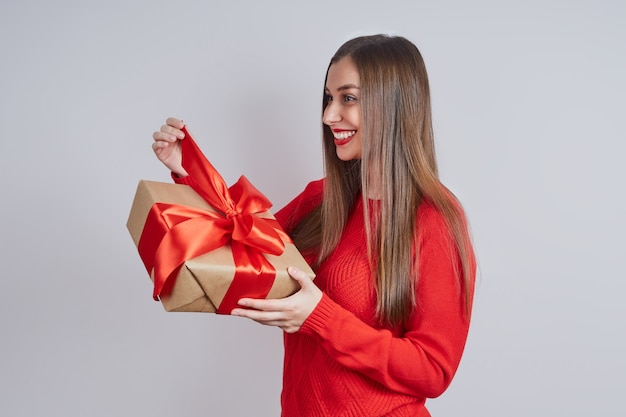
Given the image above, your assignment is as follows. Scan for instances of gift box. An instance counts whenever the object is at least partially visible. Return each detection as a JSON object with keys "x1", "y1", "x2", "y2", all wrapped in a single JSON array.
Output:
[{"x1": 127, "y1": 127, "x2": 315, "y2": 314}]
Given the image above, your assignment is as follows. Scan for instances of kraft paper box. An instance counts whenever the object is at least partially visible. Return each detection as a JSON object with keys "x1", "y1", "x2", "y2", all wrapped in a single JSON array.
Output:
[{"x1": 127, "y1": 179, "x2": 315, "y2": 313}]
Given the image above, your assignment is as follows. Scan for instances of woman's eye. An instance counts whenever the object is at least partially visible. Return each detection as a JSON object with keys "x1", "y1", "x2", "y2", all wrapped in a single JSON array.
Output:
[{"x1": 325, "y1": 93, "x2": 357, "y2": 105}]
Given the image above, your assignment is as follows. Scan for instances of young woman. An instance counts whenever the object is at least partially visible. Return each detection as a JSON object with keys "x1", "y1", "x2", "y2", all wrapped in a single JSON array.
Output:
[{"x1": 152, "y1": 34, "x2": 476, "y2": 417}]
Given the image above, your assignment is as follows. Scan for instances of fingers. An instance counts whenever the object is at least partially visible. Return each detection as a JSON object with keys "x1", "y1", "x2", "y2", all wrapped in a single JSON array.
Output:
[
  {"x1": 161, "y1": 122, "x2": 185, "y2": 139},
  {"x1": 237, "y1": 297, "x2": 286, "y2": 312},
  {"x1": 153, "y1": 126, "x2": 184, "y2": 143},
  {"x1": 152, "y1": 117, "x2": 186, "y2": 143},
  {"x1": 231, "y1": 307, "x2": 284, "y2": 322},
  {"x1": 287, "y1": 266, "x2": 314, "y2": 289},
  {"x1": 231, "y1": 306, "x2": 301, "y2": 333},
  {"x1": 151, "y1": 132, "x2": 177, "y2": 154},
  {"x1": 165, "y1": 117, "x2": 185, "y2": 129}
]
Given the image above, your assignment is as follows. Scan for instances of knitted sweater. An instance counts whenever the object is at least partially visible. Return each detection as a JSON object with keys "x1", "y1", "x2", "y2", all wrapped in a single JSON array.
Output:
[
  {"x1": 174, "y1": 174, "x2": 475, "y2": 416},
  {"x1": 273, "y1": 179, "x2": 475, "y2": 417}
]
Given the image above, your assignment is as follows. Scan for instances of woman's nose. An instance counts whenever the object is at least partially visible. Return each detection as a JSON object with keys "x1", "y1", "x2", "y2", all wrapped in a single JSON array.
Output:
[{"x1": 322, "y1": 102, "x2": 341, "y2": 125}]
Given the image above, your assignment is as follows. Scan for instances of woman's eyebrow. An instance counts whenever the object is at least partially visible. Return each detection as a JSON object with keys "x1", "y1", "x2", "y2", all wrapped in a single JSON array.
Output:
[{"x1": 325, "y1": 84, "x2": 361, "y2": 92}]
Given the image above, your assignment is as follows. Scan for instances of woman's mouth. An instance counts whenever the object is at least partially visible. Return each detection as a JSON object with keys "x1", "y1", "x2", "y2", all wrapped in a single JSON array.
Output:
[{"x1": 332, "y1": 130, "x2": 356, "y2": 146}]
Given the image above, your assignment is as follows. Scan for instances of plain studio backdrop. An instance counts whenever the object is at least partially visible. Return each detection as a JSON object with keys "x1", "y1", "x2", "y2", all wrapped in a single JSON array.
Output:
[{"x1": 1, "y1": 1, "x2": 624, "y2": 415}]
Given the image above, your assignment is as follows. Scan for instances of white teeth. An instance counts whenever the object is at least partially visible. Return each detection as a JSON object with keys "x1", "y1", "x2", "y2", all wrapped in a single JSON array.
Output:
[{"x1": 333, "y1": 131, "x2": 356, "y2": 140}]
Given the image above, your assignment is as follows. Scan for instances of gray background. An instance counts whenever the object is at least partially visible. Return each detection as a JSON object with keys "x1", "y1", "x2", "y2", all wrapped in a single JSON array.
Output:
[{"x1": 1, "y1": 0, "x2": 624, "y2": 415}]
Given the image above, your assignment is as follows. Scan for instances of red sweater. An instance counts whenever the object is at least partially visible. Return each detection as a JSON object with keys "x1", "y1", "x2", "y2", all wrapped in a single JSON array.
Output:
[
  {"x1": 175, "y1": 174, "x2": 475, "y2": 416},
  {"x1": 274, "y1": 179, "x2": 475, "y2": 417}
]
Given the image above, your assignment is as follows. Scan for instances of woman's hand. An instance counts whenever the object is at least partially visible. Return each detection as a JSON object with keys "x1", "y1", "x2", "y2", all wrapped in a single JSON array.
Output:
[
  {"x1": 152, "y1": 117, "x2": 189, "y2": 177},
  {"x1": 231, "y1": 267, "x2": 322, "y2": 333}
]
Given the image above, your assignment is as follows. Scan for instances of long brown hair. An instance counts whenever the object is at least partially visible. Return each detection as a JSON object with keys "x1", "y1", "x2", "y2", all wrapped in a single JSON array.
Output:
[{"x1": 293, "y1": 35, "x2": 474, "y2": 327}]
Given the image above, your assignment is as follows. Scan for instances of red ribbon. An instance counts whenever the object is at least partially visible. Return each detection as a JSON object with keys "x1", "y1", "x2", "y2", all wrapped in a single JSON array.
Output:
[{"x1": 137, "y1": 127, "x2": 290, "y2": 314}]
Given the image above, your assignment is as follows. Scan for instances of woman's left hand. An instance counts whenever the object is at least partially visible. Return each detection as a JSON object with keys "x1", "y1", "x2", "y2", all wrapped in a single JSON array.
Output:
[{"x1": 231, "y1": 266, "x2": 322, "y2": 333}]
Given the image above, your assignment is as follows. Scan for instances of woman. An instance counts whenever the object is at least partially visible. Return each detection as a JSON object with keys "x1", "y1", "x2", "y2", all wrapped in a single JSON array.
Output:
[{"x1": 152, "y1": 34, "x2": 476, "y2": 417}]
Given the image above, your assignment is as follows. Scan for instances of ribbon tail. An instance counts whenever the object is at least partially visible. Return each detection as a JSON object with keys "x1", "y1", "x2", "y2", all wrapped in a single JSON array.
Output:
[
  {"x1": 152, "y1": 217, "x2": 232, "y2": 300},
  {"x1": 216, "y1": 242, "x2": 277, "y2": 314},
  {"x1": 180, "y1": 126, "x2": 234, "y2": 213}
]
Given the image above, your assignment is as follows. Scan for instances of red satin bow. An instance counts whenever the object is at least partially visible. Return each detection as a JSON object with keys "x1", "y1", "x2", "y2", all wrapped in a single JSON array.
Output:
[{"x1": 137, "y1": 127, "x2": 289, "y2": 313}]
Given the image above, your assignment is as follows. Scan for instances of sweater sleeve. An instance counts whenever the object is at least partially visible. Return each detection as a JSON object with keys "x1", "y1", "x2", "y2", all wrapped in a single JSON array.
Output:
[
  {"x1": 299, "y1": 204, "x2": 476, "y2": 398},
  {"x1": 172, "y1": 172, "x2": 195, "y2": 186}
]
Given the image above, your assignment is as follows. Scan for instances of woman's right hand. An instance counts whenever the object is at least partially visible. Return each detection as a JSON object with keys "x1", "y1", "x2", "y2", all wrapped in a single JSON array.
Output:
[{"x1": 152, "y1": 117, "x2": 189, "y2": 177}]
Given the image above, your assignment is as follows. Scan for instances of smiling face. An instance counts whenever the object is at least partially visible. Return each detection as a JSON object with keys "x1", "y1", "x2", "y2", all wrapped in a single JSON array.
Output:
[{"x1": 323, "y1": 57, "x2": 362, "y2": 161}]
